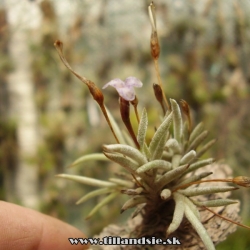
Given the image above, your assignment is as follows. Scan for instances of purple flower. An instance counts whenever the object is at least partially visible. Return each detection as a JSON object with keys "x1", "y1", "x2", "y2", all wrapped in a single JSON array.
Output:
[{"x1": 102, "y1": 77, "x2": 143, "y2": 101}]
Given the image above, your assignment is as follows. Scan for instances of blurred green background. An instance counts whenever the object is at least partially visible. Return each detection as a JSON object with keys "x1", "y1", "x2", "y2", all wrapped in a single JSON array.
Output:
[{"x1": 0, "y1": 0, "x2": 250, "y2": 248}]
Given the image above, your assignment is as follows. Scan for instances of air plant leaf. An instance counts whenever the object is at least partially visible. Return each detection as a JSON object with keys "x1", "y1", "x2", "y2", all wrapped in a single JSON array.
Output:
[
  {"x1": 103, "y1": 144, "x2": 147, "y2": 165},
  {"x1": 179, "y1": 186, "x2": 238, "y2": 197},
  {"x1": 103, "y1": 152, "x2": 139, "y2": 174},
  {"x1": 184, "y1": 202, "x2": 215, "y2": 250},
  {"x1": 196, "y1": 139, "x2": 216, "y2": 159},
  {"x1": 183, "y1": 196, "x2": 200, "y2": 219},
  {"x1": 184, "y1": 158, "x2": 215, "y2": 174},
  {"x1": 76, "y1": 188, "x2": 112, "y2": 205},
  {"x1": 109, "y1": 178, "x2": 134, "y2": 188},
  {"x1": 187, "y1": 130, "x2": 209, "y2": 151},
  {"x1": 174, "y1": 171, "x2": 213, "y2": 188},
  {"x1": 165, "y1": 138, "x2": 181, "y2": 154},
  {"x1": 192, "y1": 199, "x2": 238, "y2": 207},
  {"x1": 160, "y1": 189, "x2": 171, "y2": 200},
  {"x1": 56, "y1": 174, "x2": 116, "y2": 188},
  {"x1": 121, "y1": 195, "x2": 148, "y2": 213},
  {"x1": 136, "y1": 160, "x2": 172, "y2": 174},
  {"x1": 189, "y1": 122, "x2": 204, "y2": 145},
  {"x1": 170, "y1": 99, "x2": 183, "y2": 143},
  {"x1": 167, "y1": 192, "x2": 185, "y2": 235},
  {"x1": 156, "y1": 164, "x2": 189, "y2": 190},
  {"x1": 180, "y1": 150, "x2": 196, "y2": 165},
  {"x1": 193, "y1": 199, "x2": 238, "y2": 207},
  {"x1": 149, "y1": 112, "x2": 173, "y2": 159},
  {"x1": 69, "y1": 153, "x2": 109, "y2": 168},
  {"x1": 137, "y1": 108, "x2": 148, "y2": 150},
  {"x1": 121, "y1": 187, "x2": 144, "y2": 195},
  {"x1": 85, "y1": 192, "x2": 119, "y2": 220}
]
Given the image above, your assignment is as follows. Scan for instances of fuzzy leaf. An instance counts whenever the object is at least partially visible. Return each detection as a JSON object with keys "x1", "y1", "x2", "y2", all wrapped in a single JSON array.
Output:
[
  {"x1": 189, "y1": 122, "x2": 204, "y2": 145},
  {"x1": 76, "y1": 188, "x2": 112, "y2": 205},
  {"x1": 121, "y1": 187, "x2": 144, "y2": 195},
  {"x1": 103, "y1": 144, "x2": 147, "y2": 165},
  {"x1": 174, "y1": 171, "x2": 213, "y2": 188},
  {"x1": 136, "y1": 160, "x2": 171, "y2": 174},
  {"x1": 183, "y1": 196, "x2": 200, "y2": 219},
  {"x1": 121, "y1": 195, "x2": 148, "y2": 213},
  {"x1": 109, "y1": 178, "x2": 134, "y2": 188},
  {"x1": 182, "y1": 121, "x2": 189, "y2": 146},
  {"x1": 180, "y1": 150, "x2": 196, "y2": 165},
  {"x1": 149, "y1": 112, "x2": 173, "y2": 159},
  {"x1": 196, "y1": 139, "x2": 216, "y2": 159},
  {"x1": 152, "y1": 135, "x2": 168, "y2": 160},
  {"x1": 69, "y1": 153, "x2": 109, "y2": 168},
  {"x1": 137, "y1": 108, "x2": 148, "y2": 150},
  {"x1": 56, "y1": 174, "x2": 116, "y2": 187},
  {"x1": 103, "y1": 152, "x2": 138, "y2": 174},
  {"x1": 172, "y1": 154, "x2": 182, "y2": 169},
  {"x1": 179, "y1": 186, "x2": 238, "y2": 197},
  {"x1": 184, "y1": 202, "x2": 215, "y2": 250},
  {"x1": 131, "y1": 203, "x2": 146, "y2": 218},
  {"x1": 160, "y1": 189, "x2": 171, "y2": 200},
  {"x1": 156, "y1": 164, "x2": 189, "y2": 190},
  {"x1": 193, "y1": 199, "x2": 238, "y2": 207},
  {"x1": 167, "y1": 192, "x2": 185, "y2": 235},
  {"x1": 187, "y1": 130, "x2": 208, "y2": 151},
  {"x1": 184, "y1": 158, "x2": 215, "y2": 174},
  {"x1": 165, "y1": 138, "x2": 181, "y2": 154},
  {"x1": 170, "y1": 99, "x2": 182, "y2": 143},
  {"x1": 85, "y1": 192, "x2": 119, "y2": 219}
]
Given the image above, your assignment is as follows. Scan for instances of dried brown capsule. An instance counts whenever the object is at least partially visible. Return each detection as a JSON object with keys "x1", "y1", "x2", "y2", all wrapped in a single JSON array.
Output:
[
  {"x1": 153, "y1": 83, "x2": 166, "y2": 114},
  {"x1": 232, "y1": 176, "x2": 250, "y2": 187},
  {"x1": 180, "y1": 99, "x2": 192, "y2": 132},
  {"x1": 148, "y1": 2, "x2": 160, "y2": 60}
]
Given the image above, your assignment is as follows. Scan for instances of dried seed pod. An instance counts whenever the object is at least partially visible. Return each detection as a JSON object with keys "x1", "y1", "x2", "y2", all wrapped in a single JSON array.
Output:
[
  {"x1": 232, "y1": 176, "x2": 250, "y2": 187},
  {"x1": 148, "y1": 2, "x2": 160, "y2": 60},
  {"x1": 153, "y1": 83, "x2": 166, "y2": 114},
  {"x1": 180, "y1": 99, "x2": 192, "y2": 133}
]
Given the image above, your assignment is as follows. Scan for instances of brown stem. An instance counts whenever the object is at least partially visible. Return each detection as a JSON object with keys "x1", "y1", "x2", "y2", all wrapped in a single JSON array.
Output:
[
  {"x1": 204, "y1": 206, "x2": 250, "y2": 230},
  {"x1": 153, "y1": 59, "x2": 170, "y2": 110},
  {"x1": 130, "y1": 96, "x2": 140, "y2": 124},
  {"x1": 54, "y1": 40, "x2": 119, "y2": 144}
]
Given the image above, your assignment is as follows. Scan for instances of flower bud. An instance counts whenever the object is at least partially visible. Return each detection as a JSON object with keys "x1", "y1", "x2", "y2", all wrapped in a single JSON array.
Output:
[{"x1": 120, "y1": 97, "x2": 140, "y2": 149}]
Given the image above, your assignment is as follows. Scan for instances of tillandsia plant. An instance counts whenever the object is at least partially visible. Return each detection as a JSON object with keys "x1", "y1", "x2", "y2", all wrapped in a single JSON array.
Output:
[{"x1": 54, "y1": 2, "x2": 250, "y2": 250}]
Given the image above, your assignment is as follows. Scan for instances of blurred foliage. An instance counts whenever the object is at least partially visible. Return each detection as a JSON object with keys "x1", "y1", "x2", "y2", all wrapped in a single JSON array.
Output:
[{"x1": 1, "y1": 0, "x2": 250, "y2": 247}]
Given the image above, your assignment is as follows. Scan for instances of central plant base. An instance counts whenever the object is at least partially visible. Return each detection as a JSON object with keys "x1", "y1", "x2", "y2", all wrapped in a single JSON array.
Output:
[{"x1": 95, "y1": 164, "x2": 240, "y2": 250}]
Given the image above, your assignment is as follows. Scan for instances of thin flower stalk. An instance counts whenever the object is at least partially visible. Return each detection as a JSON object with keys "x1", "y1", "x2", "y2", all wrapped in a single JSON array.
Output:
[{"x1": 54, "y1": 40, "x2": 120, "y2": 144}]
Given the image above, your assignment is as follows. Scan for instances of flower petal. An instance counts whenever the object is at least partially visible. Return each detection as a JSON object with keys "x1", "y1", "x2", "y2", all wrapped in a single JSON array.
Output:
[
  {"x1": 117, "y1": 86, "x2": 135, "y2": 101},
  {"x1": 102, "y1": 78, "x2": 125, "y2": 89},
  {"x1": 124, "y1": 77, "x2": 143, "y2": 88}
]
